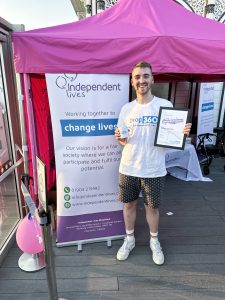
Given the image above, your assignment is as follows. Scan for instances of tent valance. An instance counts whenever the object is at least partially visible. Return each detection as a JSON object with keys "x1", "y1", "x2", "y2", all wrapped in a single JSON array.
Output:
[{"x1": 12, "y1": 0, "x2": 225, "y2": 82}]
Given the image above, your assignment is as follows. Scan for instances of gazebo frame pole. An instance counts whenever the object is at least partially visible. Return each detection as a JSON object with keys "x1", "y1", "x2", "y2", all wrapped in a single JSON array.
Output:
[{"x1": 23, "y1": 73, "x2": 38, "y2": 201}]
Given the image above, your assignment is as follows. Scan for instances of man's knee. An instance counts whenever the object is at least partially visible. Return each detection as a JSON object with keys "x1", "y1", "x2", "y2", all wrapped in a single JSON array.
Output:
[
  {"x1": 124, "y1": 201, "x2": 137, "y2": 210},
  {"x1": 145, "y1": 206, "x2": 159, "y2": 214}
]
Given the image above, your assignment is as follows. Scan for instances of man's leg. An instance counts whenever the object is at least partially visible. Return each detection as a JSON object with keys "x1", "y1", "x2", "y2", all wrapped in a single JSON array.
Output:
[
  {"x1": 145, "y1": 206, "x2": 159, "y2": 235},
  {"x1": 145, "y1": 206, "x2": 164, "y2": 265},
  {"x1": 117, "y1": 201, "x2": 137, "y2": 261},
  {"x1": 117, "y1": 174, "x2": 139, "y2": 261},
  {"x1": 123, "y1": 200, "x2": 138, "y2": 234},
  {"x1": 142, "y1": 177, "x2": 165, "y2": 265}
]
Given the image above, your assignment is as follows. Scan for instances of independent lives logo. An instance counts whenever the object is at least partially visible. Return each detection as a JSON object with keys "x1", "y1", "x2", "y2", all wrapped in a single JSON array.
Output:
[{"x1": 55, "y1": 74, "x2": 121, "y2": 99}]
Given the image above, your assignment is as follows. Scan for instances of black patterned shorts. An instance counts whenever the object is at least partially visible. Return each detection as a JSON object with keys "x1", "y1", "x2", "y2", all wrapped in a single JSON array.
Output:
[{"x1": 118, "y1": 173, "x2": 165, "y2": 208}]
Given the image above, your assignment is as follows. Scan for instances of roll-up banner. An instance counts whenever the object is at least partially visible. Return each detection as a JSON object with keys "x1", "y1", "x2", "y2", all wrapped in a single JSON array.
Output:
[
  {"x1": 46, "y1": 74, "x2": 129, "y2": 246},
  {"x1": 197, "y1": 83, "x2": 215, "y2": 143}
]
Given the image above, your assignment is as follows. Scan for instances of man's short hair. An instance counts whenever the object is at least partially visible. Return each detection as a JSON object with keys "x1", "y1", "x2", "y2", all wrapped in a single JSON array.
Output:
[{"x1": 132, "y1": 61, "x2": 153, "y2": 74}]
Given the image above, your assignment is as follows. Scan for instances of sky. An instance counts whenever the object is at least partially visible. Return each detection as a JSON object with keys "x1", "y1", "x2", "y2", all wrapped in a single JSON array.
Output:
[{"x1": 0, "y1": 0, "x2": 77, "y2": 30}]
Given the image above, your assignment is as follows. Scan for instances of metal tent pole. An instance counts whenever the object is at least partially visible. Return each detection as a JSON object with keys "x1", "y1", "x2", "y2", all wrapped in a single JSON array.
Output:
[
  {"x1": 16, "y1": 73, "x2": 29, "y2": 189},
  {"x1": 23, "y1": 73, "x2": 38, "y2": 200}
]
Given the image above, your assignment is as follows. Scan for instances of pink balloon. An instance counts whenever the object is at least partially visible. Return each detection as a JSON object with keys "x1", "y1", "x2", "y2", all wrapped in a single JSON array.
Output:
[{"x1": 16, "y1": 214, "x2": 44, "y2": 254}]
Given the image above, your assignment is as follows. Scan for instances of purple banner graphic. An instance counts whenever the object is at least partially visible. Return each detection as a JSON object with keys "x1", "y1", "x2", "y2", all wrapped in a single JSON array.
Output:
[{"x1": 57, "y1": 210, "x2": 125, "y2": 243}]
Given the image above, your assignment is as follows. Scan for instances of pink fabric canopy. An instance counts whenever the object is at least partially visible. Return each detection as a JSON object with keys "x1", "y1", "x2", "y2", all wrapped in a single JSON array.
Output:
[{"x1": 13, "y1": 0, "x2": 225, "y2": 81}]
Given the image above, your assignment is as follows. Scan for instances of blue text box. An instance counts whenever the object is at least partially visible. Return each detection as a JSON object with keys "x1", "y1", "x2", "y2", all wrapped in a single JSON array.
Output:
[
  {"x1": 60, "y1": 118, "x2": 118, "y2": 136},
  {"x1": 202, "y1": 102, "x2": 214, "y2": 112}
]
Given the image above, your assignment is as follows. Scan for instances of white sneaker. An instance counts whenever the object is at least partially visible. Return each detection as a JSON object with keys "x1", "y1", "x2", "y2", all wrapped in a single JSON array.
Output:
[
  {"x1": 150, "y1": 239, "x2": 164, "y2": 265},
  {"x1": 116, "y1": 236, "x2": 135, "y2": 261}
]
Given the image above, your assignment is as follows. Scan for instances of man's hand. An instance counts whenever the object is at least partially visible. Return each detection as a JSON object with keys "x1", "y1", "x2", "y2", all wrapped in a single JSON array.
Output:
[
  {"x1": 115, "y1": 127, "x2": 127, "y2": 146},
  {"x1": 183, "y1": 123, "x2": 192, "y2": 136}
]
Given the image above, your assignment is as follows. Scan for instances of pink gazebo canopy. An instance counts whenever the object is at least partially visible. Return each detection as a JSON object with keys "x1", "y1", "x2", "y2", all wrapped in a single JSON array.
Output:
[{"x1": 12, "y1": 0, "x2": 225, "y2": 82}]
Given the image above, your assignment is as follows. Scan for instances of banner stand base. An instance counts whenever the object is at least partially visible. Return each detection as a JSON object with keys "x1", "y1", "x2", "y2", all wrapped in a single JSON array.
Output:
[
  {"x1": 18, "y1": 252, "x2": 46, "y2": 272},
  {"x1": 107, "y1": 239, "x2": 112, "y2": 248},
  {"x1": 76, "y1": 239, "x2": 113, "y2": 251},
  {"x1": 77, "y1": 242, "x2": 82, "y2": 252},
  {"x1": 57, "y1": 234, "x2": 126, "y2": 249}
]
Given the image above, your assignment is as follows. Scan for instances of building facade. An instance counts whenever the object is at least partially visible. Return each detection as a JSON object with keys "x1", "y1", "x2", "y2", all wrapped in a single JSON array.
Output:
[{"x1": 0, "y1": 18, "x2": 24, "y2": 263}]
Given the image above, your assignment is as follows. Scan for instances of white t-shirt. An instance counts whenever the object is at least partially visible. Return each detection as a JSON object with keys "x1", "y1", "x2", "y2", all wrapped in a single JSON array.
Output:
[{"x1": 117, "y1": 96, "x2": 173, "y2": 178}]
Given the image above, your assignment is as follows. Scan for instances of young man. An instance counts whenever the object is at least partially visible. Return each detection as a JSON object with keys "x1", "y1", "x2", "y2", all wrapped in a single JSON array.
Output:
[{"x1": 115, "y1": 61, "x2": 191, "y2": 265}]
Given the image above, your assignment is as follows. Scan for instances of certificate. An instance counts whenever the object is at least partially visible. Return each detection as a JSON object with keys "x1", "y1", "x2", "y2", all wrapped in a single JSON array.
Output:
[{"x1": 154, "y1": 107, "x2": 189, "y2": 150}]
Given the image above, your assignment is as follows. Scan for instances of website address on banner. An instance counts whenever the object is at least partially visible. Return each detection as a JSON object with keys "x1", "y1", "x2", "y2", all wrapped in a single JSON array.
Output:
[
  {"x1": 74, "y1": 192, "x2": 117, "y2": 199},
  {"x1": 73, "y1": 199, "x2": 116, "y2": 206}
]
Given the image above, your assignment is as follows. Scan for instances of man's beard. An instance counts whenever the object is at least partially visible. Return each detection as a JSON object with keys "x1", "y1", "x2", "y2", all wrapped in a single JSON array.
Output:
[{"x1": 136, "y1": 83, "x2": 151, "y2": 95}]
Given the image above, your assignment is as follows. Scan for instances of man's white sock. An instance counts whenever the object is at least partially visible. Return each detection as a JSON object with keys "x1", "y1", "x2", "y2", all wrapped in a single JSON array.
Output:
[
  {"x1": 150, "y1": 232, "x2": 158, "y2": 243},
  {"x1": 126, "y1": 229, "x2": 134, "y2": 240}
]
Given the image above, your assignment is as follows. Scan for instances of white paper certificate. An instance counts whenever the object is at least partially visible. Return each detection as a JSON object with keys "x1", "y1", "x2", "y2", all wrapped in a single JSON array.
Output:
[{"x1": 154, "y1": 107, "x2": 189, "y2": 150}]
